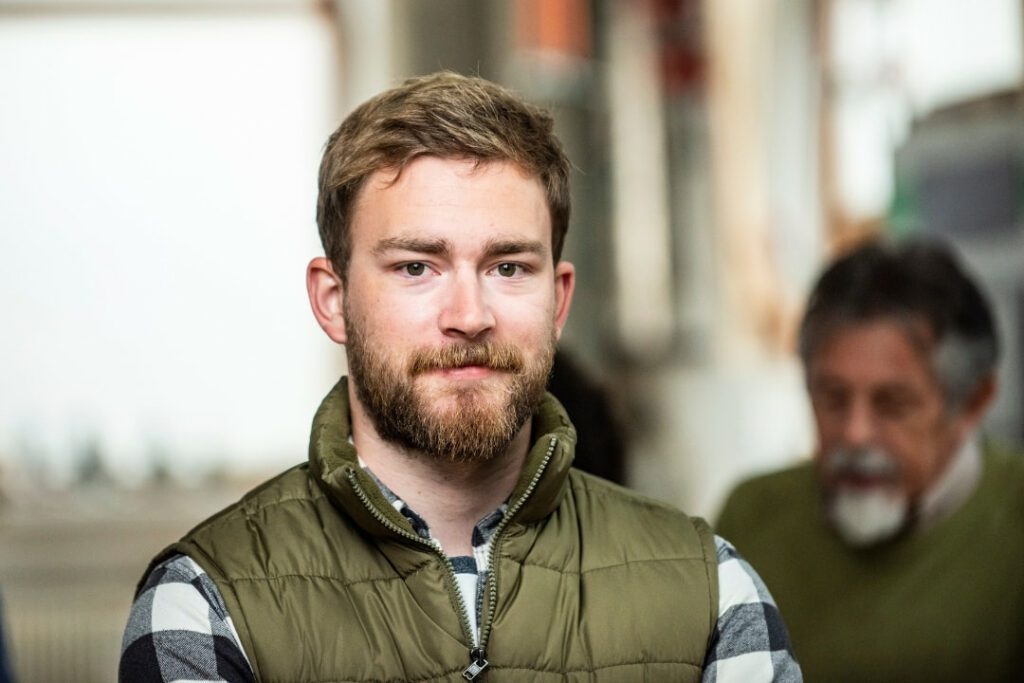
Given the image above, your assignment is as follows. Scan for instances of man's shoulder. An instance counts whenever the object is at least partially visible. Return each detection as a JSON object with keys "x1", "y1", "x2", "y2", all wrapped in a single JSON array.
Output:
[
  {"x1": 977, "y1": 446, "x2": 1024, "y2": 513},
  {"x1": 983, "y1": 445, "x2": 1024, "y2": 478},
  {"x1": 564, "y1": 468, "x2": 716, "y2": 558},
  {"x1": 157, "y1": 463, "x2": 322, "y2": 571},
  {"x1": 716, "y1": 460, "x2": 817, "y2": 540},
  {"x1": 567, "y1": 467, "x2": 705, "y2": 520},
  {"x1": 188, "y1": 463, "x2": 316, "y2": 530},
  {"x1": 726, "y1": 460, "x2": 816, "y2": 501}
]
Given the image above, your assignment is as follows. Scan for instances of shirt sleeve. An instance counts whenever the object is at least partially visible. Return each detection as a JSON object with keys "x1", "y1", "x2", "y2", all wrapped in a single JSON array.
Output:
[
  {"x1": 701, "y1": 536, "x2": 802, "y2": 683},
  {"x1": 119, "y1": 554, "x2": 255, "y2": 683}
]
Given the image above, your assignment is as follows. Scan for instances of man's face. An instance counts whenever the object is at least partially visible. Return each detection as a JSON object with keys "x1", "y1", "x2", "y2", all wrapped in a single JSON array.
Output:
[
  {"x1": 340, "y1": 156, "x2": 574, "y2": 463},
  {"x1": 807, "y1": 320, "x2": 970, "y2": 545}
]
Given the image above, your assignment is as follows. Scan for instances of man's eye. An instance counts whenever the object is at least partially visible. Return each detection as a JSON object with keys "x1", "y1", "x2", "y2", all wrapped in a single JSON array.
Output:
[
  {"x1": 496, "y1": 263, "x2": 521, "y2": 277},
  {"x1": 876, "y1": 395, "x2": 914, "y2": 419},
  {"x1": 403, "y1": 262, "x2": 426, "y2": 276},
  {"x1": 814, "y1": 389, "x2": 848, "y2": 412}
]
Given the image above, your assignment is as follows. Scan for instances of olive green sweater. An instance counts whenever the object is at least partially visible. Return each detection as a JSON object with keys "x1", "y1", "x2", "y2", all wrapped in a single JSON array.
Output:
[
  {"x1": 717, "y1": 450, "x2": 1024, "y2": 683},
  {"x1": 151, "y1": 379, "x2": 718, "y2": 682}
]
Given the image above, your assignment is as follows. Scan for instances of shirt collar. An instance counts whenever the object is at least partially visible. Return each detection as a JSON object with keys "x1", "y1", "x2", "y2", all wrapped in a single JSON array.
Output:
[
  {"x1": 358, "y1": 457, "x2": 510, "y2": 549},
  {"x1": 917, "y1": 433, "x2": 982, "y2": 532}
]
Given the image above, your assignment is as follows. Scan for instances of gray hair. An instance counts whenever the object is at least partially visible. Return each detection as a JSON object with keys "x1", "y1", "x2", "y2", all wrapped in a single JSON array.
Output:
[{"x1": 799, "y1": 239, "x2": 999, "y2": 411}]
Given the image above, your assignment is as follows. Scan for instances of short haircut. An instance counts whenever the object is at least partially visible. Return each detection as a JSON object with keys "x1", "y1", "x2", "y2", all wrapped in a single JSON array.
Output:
[
  {"x1": 316, "y1": 71, "x2": 572, "y2": 280},
  {"x1": 799, "y1": 238, "x2": 999, "y2": 409}
]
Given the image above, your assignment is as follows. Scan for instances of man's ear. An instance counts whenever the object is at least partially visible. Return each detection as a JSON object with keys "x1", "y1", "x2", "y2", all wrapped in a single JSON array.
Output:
[
  {"x1": 957, "y1": 372, "x2": 997, "y2": 433},
  {"x1": 552, "y1": 260, "x2": 575, "y2": 340},
  {"x1": 307, "y1": 257, "x2": 347, "y2": 344}
]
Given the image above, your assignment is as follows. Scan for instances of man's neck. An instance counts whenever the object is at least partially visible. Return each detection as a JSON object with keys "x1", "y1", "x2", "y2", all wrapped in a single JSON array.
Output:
[{"x1": 348, "y1": 393, "x2": 532, "y2": 557}]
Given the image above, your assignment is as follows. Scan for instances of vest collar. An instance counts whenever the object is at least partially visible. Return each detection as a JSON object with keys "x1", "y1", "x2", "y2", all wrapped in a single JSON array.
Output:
[{"x1": 307, "y1": 377, "x2": 578, "y2": 542}]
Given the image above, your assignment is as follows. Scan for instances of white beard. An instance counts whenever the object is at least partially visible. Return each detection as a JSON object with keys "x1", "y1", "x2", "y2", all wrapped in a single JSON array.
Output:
[
  {"x1": 828, "y1": 486, "x2": 908, "y2": 547},
  {"x1": 822, "y1": 447, "x2": 909, "y2": 547}
]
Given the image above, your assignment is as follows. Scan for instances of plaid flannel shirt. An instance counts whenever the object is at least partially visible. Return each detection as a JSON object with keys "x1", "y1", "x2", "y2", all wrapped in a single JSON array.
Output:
[{"x1": 121, "y1": 470, "x2": 801, "y2": 682}]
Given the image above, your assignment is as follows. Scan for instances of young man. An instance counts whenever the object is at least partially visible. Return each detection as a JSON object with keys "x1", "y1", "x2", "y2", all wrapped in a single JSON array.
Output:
[
  {"x1": 121, "y1": 72, "x2": 799, "y2": 682},
  {"x1": 718, "y1": 239, "x2": 1024, "y2": 681}
]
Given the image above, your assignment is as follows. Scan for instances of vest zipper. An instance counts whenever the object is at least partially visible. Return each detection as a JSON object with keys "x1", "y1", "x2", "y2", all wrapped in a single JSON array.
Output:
[
  {"x1": 346, "y1": 471, "x2": 480, "y2": 675},
  {"x1": 346, "y1": 435, "x2": 558, "y2": 682},
  {"x1": 473, "y1": 436, "x2": 558, "y2": 677}
]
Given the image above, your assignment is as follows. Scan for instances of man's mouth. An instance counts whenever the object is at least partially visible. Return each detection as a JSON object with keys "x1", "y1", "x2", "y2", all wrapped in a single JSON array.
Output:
[
  {"x1": 822, "y1": 447, "x2": 902, "y2": 493},
  {"x1": 834, "y1": 472, "x2": 897, "y2": 491},
  {"x1": 430, "y1": 364, "x2": 496, "y2": 379}
]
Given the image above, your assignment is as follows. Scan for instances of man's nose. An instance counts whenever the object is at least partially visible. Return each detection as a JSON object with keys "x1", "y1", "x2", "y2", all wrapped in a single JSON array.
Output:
[
  {"x1": 840, "y1": 399, "x2": 876, "y2": 448},
  {"x1": 438, "y1": 272, "x2": 496, "y2": 339}
]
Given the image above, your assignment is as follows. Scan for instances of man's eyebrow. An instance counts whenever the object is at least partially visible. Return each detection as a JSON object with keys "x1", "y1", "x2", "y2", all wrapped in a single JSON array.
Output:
[
  {"x1": 372, "y1": 237, "x2": 451, "y2": 256},
  {"x1": 875, "y1": 384, "x2": 918, "y2": 399},
  {"x1": 484, "y1": 239, "x2": 547, "y2": 258},
  {"x1": 809, "y1": 375, "x2": 846, "y2": 390}
]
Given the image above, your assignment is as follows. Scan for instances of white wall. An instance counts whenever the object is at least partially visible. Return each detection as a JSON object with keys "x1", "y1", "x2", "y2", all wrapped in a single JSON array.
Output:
[{"x1": 0, "y1": 9, "x2": 344, "y2": 482}]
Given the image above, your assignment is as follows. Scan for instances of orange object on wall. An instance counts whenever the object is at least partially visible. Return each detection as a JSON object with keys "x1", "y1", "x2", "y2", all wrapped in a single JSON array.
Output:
[{"x1": 515, "y1": 0, "x2": 591, "y2": 58}]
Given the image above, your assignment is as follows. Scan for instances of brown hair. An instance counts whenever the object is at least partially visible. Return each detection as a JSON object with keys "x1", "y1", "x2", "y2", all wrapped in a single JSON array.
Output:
[{"x1": 316, "y1": 71, "x2": 572, "y2": 280}]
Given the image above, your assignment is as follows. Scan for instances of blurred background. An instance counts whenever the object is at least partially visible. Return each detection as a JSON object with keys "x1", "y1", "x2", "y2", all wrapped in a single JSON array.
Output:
[{"x1": 1, "y1": 0, "x2": 1022, "y2": 680}]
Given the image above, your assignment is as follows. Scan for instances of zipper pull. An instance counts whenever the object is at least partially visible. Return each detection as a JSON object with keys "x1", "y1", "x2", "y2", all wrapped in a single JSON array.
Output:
[{"x1": 462, "y1": 647, "x2": 489, "y2": 680}]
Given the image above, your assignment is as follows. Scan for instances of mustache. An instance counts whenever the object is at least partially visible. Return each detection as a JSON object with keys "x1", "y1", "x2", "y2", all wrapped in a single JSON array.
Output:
[
  {"x1": 407, "y1": 342, "x2": 524, "y2": 375},
  {"x1": 823, "y1": 447, "x2": 900, "y2": 479}
]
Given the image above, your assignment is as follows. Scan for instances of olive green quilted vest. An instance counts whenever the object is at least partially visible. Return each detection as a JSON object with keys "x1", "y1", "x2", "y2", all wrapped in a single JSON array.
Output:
[{"x1": 155, "y1": 379, "x2": 718, "y2": 682}]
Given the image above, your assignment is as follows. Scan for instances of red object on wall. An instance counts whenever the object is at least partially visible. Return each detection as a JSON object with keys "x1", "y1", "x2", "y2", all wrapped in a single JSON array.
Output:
[{"x1": 650, "y1": 0, "x2": 705, "y2": 94}]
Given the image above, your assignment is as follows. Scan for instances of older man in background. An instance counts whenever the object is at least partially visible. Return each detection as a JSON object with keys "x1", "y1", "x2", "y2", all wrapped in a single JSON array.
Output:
[{"x1": 717, "y1": 238, "x2": 1024, "y2": 682}]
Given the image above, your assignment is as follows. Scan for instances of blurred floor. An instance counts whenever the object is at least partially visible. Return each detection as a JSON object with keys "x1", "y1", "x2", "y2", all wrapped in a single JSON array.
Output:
[{"x1": 0, "y1": 479, "x2": 258, "y2": 683}]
